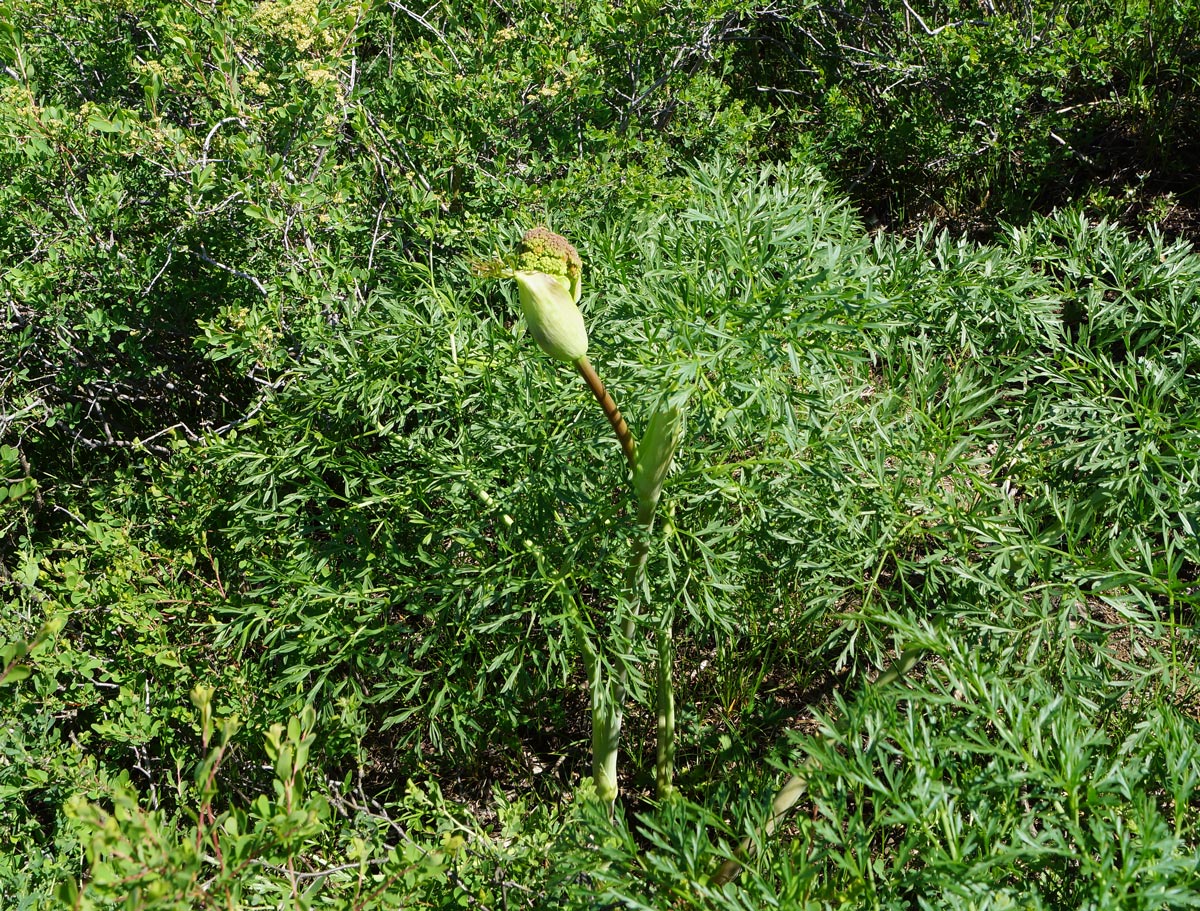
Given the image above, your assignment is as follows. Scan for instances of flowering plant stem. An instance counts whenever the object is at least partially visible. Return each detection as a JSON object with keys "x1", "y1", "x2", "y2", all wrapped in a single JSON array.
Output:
[
  {"x1": 654, "y1": 605, "x2": 676, "y2": 798},
  {"x1": 573, "y1": 356, "x2": 676, "y2": 805},
  {"x1": 575, "y1": 357, "x2": 636, "y2": 472}
]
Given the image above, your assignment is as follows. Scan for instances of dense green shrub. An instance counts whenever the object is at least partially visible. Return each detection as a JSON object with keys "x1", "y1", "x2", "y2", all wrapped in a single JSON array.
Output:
[
  {"x1": 731, "y1": 0, "x2": 1200, "y2": 226},
  {"x1": 0, "y1": 0, "x2": 763, "y2": 486}
]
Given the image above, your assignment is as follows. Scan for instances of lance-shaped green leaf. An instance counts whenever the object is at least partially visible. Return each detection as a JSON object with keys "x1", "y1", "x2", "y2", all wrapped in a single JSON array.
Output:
[{"x1": 633, "y1": 401, "x2": 684, "y2": 510}]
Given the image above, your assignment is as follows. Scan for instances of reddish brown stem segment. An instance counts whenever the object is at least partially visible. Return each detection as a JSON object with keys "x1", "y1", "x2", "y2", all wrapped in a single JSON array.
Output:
[{"x1": 576, "y1": 357, "x2": 637, "y2": 473}]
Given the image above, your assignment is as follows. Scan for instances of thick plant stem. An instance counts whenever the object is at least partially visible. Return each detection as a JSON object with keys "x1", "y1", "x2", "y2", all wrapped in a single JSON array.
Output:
[
  {"x1": 572, "y1": 356, "x2": 642, "y2": 807},
  {"x1": 654, "y1": 613, "x2": 676, "y2": 799},
  {"x1": 595, "y1": 500, "x2": 657, "y2": 808},
  {"x1": 576, "y1": 611, "x2": 620, "y2": 804},
  {"x1": 576, "y1": 357, "x2": 637, "y2": 473},
  {"x1": 618, "y1": 500, "x2": 657, "y2": 688},
  {"x1": 619, "y1": 501, "x2": 657, "y2": 672},
  {"x1": 710, "y1": 646, "x2": 924, "y2": 887},
  {"x1": 592, "y1": 707, "x2": 620, "y2": 805},
  {"x1": 572, "y1": 357, "x2": 678, "y2": 807}
]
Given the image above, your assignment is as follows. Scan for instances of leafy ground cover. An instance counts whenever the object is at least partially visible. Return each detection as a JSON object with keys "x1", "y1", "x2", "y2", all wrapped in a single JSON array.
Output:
[{"x1": 2, "y1": 1, "x2": 1199, "y2": 908}]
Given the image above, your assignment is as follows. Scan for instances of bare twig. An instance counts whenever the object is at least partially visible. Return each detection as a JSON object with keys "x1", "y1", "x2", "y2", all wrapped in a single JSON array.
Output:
[
  {"x1": 53, "y1": 504, "x2": 87, "y2": 528},
  {"x1": 194, "y1": 247, "x2": 269, "y2": 297},
  {"x1": 899, "y1": 0, "x2": 963, "y2": 36},
  {"x1": 252, "y1": 857, "x2": 387, "y2": 881},
  {"x1": 1049, "y1": 129, "x2": 1097, "y2": 167},
  {"x1": 143, "y1": 240, "x2": 176, "y2": 296},
  {"x1": 388, "y1": 1, "x2": 462, "y2": 70},
  {"x1": 201, "y1": 117, "x2": 245, "y2": 166},
  {"x1": 209, "y1": 375, "x2": 287, "y2": 437},
  {"x1": 0, "y1": 398, "x2": 48, "y2": 433}
]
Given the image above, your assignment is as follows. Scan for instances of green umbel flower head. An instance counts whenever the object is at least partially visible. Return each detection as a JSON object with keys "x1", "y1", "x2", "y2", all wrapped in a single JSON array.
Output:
[
  {"x1": 475, "y1": 228, "x2": 588, "y2": 363},
  {"x1": 514, "y1": 227, "x2": 583, "y2": 303}
]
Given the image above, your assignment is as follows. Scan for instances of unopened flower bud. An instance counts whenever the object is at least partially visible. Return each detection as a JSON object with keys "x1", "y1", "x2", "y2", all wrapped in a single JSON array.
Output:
[
  {"x1": 473, "y1": 228, "x2": 588, "y2": 363},
  {"x1": 634, "y1": 401, "x2": 684, "y2": 509},
  {"x1": 514, "y1": 270, "x2": 589, "y2": 363}
]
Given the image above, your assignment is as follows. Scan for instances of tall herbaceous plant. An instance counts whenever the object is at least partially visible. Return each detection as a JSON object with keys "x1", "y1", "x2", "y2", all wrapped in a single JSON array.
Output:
[
  {"x1": 460, "y1": 159, "x2": 951, "y2": 892},
  {"x1": 475, "y1": 229, "x2": 684, "y2": 805}
]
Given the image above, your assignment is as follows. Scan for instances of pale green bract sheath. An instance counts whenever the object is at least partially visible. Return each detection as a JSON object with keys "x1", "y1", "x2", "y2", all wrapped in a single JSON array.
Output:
[
  {"x1": 513, "y1": 270, "x2": 589, "y2": 363},
  {"x1": 633, "y1": 401, "x2": 684, "y2": 510},
  {"x1": 474, "y1": 227, "x2": 588, "y2": 363}
]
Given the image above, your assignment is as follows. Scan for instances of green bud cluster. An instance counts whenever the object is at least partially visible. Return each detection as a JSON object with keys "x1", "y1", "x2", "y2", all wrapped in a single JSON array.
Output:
[{"x1": 514, "y1": 227, "x2": 583, "y2": 303}]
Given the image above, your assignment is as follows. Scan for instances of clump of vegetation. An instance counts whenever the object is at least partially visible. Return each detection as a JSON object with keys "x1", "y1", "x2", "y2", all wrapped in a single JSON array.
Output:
[
  {"x1": 2, "y1": 1, "x2": 1199, "y2": 908},
  {"x1": 733, "y1": 0, "x2": 1200, "y2": 231}
]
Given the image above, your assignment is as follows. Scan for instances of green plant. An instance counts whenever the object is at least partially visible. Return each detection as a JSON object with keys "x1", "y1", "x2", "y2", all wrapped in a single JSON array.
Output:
[
  {"x1": 476, "y1": 227, "x2": 686, "y2": 806},
  {"x1": 724, "y1": 0, "x2": 1200, "y2": 227},
  {"x1": 59, "y1": 692, "x2": 467, "y2": 909}
]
